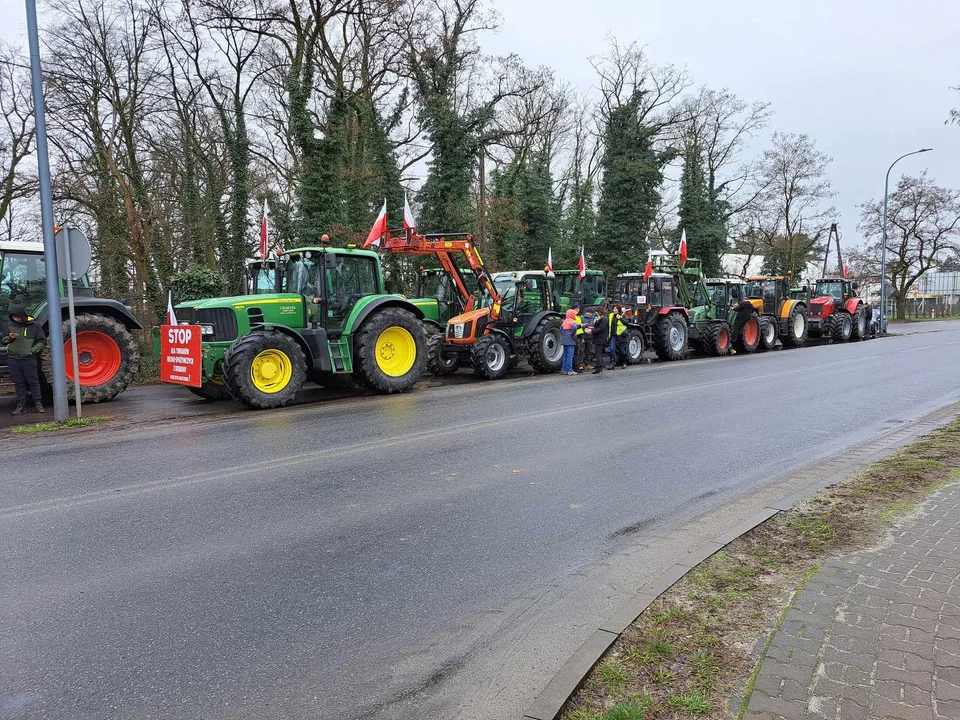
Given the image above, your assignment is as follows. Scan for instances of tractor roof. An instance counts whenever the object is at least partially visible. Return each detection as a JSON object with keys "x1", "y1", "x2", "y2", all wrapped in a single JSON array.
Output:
[
  {"x1": 555, "y1": 269, "x2": 603, "y2": 276},
  {"x1": 706, "y1": 277, "x2": 745, "y2": 285},
  {"x1": 617, "y1": 272, "x2": 672, "y2": 279},
  {"x1": 816, "y1": 277, "x2": 849, "y2": 283},
  {"x1": 746, "y1": 275, "x2": 788, "y2": 281},
  {"x1": 282, "y1": 246, "x2": 379, "y2": 259},
  {"x1": 492, "y1": 270, "x2": 551, "y2": 281},
  {"x1": 0, "y1": 240, "x2": 45, "y2": 254}
]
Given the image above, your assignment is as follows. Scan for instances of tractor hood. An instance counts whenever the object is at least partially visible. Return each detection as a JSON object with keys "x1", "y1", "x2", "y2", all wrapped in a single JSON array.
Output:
[
  {"x1": 746, "y1": 298, "x2": 763, "y2": 311},
  {"x1": 810, "y1": 296, "x2": 835, "y2": 307},
  {"x1": 448, "y1": 307, "x2": 490, "y2": 325},
  {"x1": 177, "y1": 293, "x2": 303, "y2": 310}
]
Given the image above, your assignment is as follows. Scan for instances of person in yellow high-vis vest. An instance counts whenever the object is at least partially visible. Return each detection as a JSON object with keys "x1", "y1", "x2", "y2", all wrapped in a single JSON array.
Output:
[
  {"x1": 572, "y1": 303, "x2": 585, "y2": 371},
  {"x1": 607, "y1": 306, "x2": 627, "y2": 369}
]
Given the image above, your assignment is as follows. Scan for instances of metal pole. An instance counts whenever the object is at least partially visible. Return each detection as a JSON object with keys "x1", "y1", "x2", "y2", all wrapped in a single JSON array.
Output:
[
  {"x1": 63, "y1": 227, "x2": 82, "y2": 419},
  {"x1": 880, "y1": 148, "x2": 932, "y2": 333},
  {"x1": 25, "y1": 0, "x2": 69, "y2": 422}
]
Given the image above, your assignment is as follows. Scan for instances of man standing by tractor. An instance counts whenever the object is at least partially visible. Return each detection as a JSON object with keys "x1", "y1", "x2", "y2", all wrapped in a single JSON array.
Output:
[
  {"x1": 572, "y1": 302, "x2": 586, "y2": 372},
  {"x1": 607, "y1": 305, "x2": 627, "y2": 370},
  {"x1": 2, "y1": 305, "x2": 46, "y2": 415},
  {"x1": 592, "y1": 304, "x2": 610, "y2": 374}
]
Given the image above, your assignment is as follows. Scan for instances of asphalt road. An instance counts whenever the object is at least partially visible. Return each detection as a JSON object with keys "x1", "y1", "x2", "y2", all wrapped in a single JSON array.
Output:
[{"x1": 3, "y1": 323, "x2": 960, "y2": 720}]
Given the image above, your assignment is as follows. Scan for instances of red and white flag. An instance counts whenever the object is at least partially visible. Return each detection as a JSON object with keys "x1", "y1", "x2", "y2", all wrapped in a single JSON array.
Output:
[
  {"x1": 843, "y1": 264, "x2": 850, "y2": 278},
  {"x1": 578, "y1": 246, "x2": 587, "y2": 279},
  {"x1": 363, "y1": 199, "x2": 388, "y2": 248},
  {"x1": 679, "y1": 228, "x2": 688, "y2": 266},
  {"x1": 259, "y1": 198, "x2": 269, "y2": 259},
  {"x1": 166, "y1": 290, "x2": 178, "y2": 326},
  {"x1": 403, "y1": 193, "x2": 417, "y2": 234},
  {"x1": 642, "y1": 257, "x2": 654, "y2": 282},
  {"x1": 546, "y1": 247, "x2": 553, "y2": 272}
]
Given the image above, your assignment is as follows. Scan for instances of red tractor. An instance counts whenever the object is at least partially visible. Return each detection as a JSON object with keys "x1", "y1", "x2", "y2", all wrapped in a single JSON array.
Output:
[{"x1": 807, "y1": 277, "x2": 866, "y2": 342}]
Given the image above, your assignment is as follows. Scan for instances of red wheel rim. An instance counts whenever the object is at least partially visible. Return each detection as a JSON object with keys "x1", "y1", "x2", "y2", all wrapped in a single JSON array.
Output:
[
  {"x1": 743, "y1": 318, "x2": 758, "y2": 346},
  {"x1": 64, "y1": 331, "x2": 122, "y2": 386},
  {"x1": 718, "y1": 329, "x2": 729, "y2": 349}
]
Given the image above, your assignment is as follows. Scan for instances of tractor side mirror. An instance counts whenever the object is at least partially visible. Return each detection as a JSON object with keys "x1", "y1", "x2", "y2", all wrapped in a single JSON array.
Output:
[
  {"x1": 851, "y1": 281, "x2": 860, "y2": 292},
  {"x1": 323, "y1": 252, "x2": 338, "y2": 269}
]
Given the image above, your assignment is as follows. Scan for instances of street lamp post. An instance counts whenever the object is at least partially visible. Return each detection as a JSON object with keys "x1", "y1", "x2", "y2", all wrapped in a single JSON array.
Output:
[{"x1": 880, "y1": 148, "x2": 932, "y2": 332}]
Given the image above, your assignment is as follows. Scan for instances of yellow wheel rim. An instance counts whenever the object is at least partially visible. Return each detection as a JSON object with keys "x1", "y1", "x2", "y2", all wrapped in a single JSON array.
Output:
[
  {"x1": 375, "y1": 326, "x2": 416, "y2": 377},
  {"x1": 250, "y1": 349, "x2": 293, "y2": 393}
]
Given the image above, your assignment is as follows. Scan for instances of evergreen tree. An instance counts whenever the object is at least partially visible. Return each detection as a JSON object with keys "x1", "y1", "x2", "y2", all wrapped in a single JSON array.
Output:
[
  {"x1": 594, "y1": 94, "x2": 672, "y2": 275},
  {"x1": 561, "y1": 179, "x2": 596, "y2": 268},
  {"x1": 488, "y1": 155, "x2": 558, "y2": 269},
  {"x1": 674, "y1": 143, "x2": 728, "y2": 275}
]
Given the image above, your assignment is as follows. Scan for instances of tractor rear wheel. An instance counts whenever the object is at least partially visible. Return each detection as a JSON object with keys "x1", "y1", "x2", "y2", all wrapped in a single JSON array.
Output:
[
  {"x1": 626, "y1": 329, "x2": 644, "y2": 364},
  {"x1": 654, "y1": 314, "x2": 687, "y2": 361},
  {"x1": 471, "y1": 334, "x2": 511, "y2": 380},
  {"x1": 851, "y1": 306, "x2": 866, "y2": 340},
  {"x1": 735, "y1": 315, "x2": 760, "y2": 354},
  {"x1": 188, "y1": 378, "x2": 232, "y2": 401},
  {"x1": 526, "y1": 316, "x2": 564, "y2": 372},
  {"x1": 758, "y1": 316, "x2": 777, "y2": 351},
  {"x1": 703, "y1": 322, "x2": 732, "y2": 357},
  {"x1": 783, "y1": 304, "x2": 808, "y2": 347},
  {"x1": 223, "y1": 331, "x2": 307, "y2": 409},
  {"x1": 426, "y1": 333, "x2": 461, "y2": 375},
  {"x1": 832, "y1": 312, "x2": 852, "y2": 342},
  {"x1": 42, "y1": 312, "x2": 140, "y2": 403},
  {"x1": 352, "y1": 307, "x2": 426, "y2": 393}
]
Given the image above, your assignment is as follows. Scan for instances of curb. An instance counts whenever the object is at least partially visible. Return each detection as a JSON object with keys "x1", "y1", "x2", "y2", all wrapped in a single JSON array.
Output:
[{"x1": 521, "y1": 402, "x2": 960, "y2": 720}]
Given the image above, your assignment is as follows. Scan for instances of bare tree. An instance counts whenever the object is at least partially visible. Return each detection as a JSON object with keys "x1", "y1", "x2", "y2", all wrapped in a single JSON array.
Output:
[
  {"x1": 0, "y1": 43, "x2": 37, "y2": 240},
  {"x1": 857, "y1": 172, "x2": 960, "y2": 318}
]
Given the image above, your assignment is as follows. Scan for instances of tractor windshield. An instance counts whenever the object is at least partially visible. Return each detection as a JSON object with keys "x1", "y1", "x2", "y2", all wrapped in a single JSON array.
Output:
[
  {"x1": 745, "y1": 280, "x2": 778, "y2": 301},
  {"x1": 815, "y1": 281, "x2": 844, "y2": 301},
  {"x1": 283, "y1": 256, "x2": 321, "y2": 296},
  {"x1": 707, "y1": 283, "x2": 728, "y2": 307}
]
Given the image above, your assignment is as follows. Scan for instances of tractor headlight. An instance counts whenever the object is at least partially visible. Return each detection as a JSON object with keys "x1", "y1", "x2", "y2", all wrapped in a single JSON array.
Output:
[{"x1": 199, "y1": 323, "x2": 215, "y2": 336}]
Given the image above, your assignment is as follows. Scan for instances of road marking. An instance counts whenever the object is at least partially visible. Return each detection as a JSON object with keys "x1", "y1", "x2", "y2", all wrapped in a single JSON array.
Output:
[
  {"x1": 0, "y1": 354, "x2": 885, "y2": 520},
  {"x1": 948, "y1": 340, "x2": 960, "y2": 345},
  {"x1": 898, "y1": 345, "x2": 936, "y2": 353}
]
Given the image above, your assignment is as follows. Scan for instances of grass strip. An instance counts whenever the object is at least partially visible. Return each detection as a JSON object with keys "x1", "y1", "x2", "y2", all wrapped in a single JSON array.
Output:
[{"x1": 11, "y1": 415, "x2": 111, "y2": 434}]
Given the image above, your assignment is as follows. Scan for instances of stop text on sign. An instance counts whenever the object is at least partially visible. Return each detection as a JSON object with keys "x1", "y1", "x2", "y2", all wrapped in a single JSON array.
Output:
[{"x1": 160, "y1": 324, "x2": 202, "y2": 388}]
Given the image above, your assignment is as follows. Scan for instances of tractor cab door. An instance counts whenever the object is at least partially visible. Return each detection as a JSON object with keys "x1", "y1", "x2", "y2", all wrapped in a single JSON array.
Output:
[
  {"x1": 322, "y1": 253, "x2": 380, "y2": 334},
  {"x1": 761, "y1": 280, "x2": 779, "y2": 315},
  {"x1": 0, "y1": 251, "x2": 50, "y2": 320}
]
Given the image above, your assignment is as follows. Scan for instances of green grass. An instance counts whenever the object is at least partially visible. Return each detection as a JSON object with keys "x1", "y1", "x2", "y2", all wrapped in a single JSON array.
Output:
[
  {"x1": 11, "y1": 415, "x2": 110, "y2": 434},
  {"x1": 667, "y1": 693, "x2": 712, "y2": 714},
  {"x1": 598, "y1": 658, "x2": 631, "y2": 693}
]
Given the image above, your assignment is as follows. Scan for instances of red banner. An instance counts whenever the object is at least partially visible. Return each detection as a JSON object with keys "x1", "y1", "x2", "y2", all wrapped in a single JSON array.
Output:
[{"x1": 160, "y1": 325, "x2": 202, "y2": 387}]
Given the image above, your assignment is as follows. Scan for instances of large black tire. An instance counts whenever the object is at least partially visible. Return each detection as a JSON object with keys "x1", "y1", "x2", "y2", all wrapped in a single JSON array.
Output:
[
  {"x1": 850, "y1": 306, "x2": 866, "y2": 340},
  {"x1": 702, "y1": 322, "x2": 732, "y2": 357},
  {"x1": 187, "y1": 380, "x2": 232, "y2": 401},
  {"x1": 352, "y1": 307, "x2": 426, "y2": 393},
  {"x1": 222, "y1": 331, "x2": 307, "y2": 409},
  {"x1": 783, "y1": 304, "x2": 808, "y2": 348},
  {"x1": 758, "y1": 316, "x2": 777, "y2": 351},
  {"x1": 426, "y1": 333, "x2": 461, "y2": 376},
  {"x1": 654, "y1": 313, "x2": 687, "y2": 361},
  {"x1": 625, "y1": 329, "x2": 644, "y2": 364},
  {"x1": 818, "y1": 314, "x2": 837, "y2": 341},
  {"x1": 831, "y1": 311, "x2": 852, "y2": 342},
  {"x1": 41, "y1": 312, "x2": 140, "y2": 403},
  {"x1": 471, "y1": 334, "x2": 511, "y2": 380},
  {"x1": 734, "y1": 314, "x2": 760, "y2": 354},
  {"x1": 526, "y1": 316, "x2": 564, "y2": 373}
]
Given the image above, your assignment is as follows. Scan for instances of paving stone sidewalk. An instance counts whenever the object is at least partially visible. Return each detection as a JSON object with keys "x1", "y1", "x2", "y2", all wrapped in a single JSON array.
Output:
[{"x1": 744, "y1": 482, "x2": 960, "y2": 720}]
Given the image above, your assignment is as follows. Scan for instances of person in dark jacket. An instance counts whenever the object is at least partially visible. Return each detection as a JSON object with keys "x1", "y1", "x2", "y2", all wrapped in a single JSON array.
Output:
[
  {"x1": 591, "y1": 304, "x2": 610, "y2": 374},
  {"x1": 864, "y1": 303, "x2": 873, "y2": 340},
  {"x1": 2, "y1": 305, "x2": 46, "y2": 415}
]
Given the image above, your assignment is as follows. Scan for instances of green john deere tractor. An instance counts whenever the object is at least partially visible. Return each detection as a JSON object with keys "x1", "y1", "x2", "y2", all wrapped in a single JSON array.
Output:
[
  {"x1": 1, "y1": 239, "x2": 142, "y2": 402},
  {"x1": 408, "y1": 267, "x2": 477, "y2": 333},
  {"x1": 555, "y1": 270, "x2": 606, "y2": 311},
  {"x1": 154, "y1": 246, "x2": 427, "y2": 409}
]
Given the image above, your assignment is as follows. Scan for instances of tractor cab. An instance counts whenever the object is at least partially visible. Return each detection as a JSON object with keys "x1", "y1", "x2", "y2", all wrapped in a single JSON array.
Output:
[
  {"x1": 744, "y1": 276, "x2": 790, "y2": 316},
  {"x1": 813, "y1": 278, "x2": 857, "y2": 304},
  {"x1": 613, "y1": 272, "x2": 676, "y2": 321},
  {"x1": 556, "y1": 270, "x2": 606, "y2": 310},
  {"x1": 487, "y1": 270, "x2": 559, "y2": 335},
  {"x1": 412, "y1": 267, "x2": 477, "y2": 327},
  {"x1": 243, "y1": 258, "x2": 277, "y2": 295},
  {"x1": 705, "y1": 278, "x2": 745, "y2": 314}
]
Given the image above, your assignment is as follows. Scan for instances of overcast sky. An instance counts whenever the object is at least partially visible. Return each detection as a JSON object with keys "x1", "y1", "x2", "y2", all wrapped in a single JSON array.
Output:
[{"x1": 3, "y1": 0, "x2": 958, "y2": 249}]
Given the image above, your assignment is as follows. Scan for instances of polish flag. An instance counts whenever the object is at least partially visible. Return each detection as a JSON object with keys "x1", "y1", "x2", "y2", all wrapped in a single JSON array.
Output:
[
  {"x1": 259, "y1": 198, "x2": 269, "y2": 259},
  {"x1": 403, "y1": 193, "x2": 416, "y2": 233},
  {"x1": 642, "y1": 257, "x2": 654, "y2": 282},
  {"x1": 546, "y1": 247, "x2": 553, "y2": 272},
  {"x1": 363, "y1": 199, "x2": 388, "y2": 248},
  {"x1": 679, "y1": 228, "x2": 688, "y2": 266},
  {"x1": 843, "y1": 264, "x2": 850, "y2": 278},
  {"x1": 166, "y1": 290, "x2": 178, "y2": 326},
  {"x1": 578, "y1": 246, "x2": 586, "y2": 279}
]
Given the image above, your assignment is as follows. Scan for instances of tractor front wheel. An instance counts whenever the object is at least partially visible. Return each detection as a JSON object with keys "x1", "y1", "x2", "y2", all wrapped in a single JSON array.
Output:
[
  {"x1": 758, "y1": 316, "x2": 777, "y2": 351},
  {"x1": 626, "y1": 329, "x2": 644, "y2": 364},
  {"x1": 703, "y1": 322, "x2": 732, "y2": 357},
  {"x1": 735, "y1": 315, "x2": 760, "y2": 354},
  {"x1": 526, "y1": 316, "x2": 564, "y2": 372},
  {"x1": 851, "y1": 306, "x2": 866, "y2": 340},
  {"x1": 783, "y1": 304, "x2": 809, "y2": 347},
  {"x1": 471, "y1": 334, "x2": 511, "y2": 380},
  {"x1": 223, "y1": 331, "x2": 307, "y2": 409},
  {"x1": 353, "y1": 307, "x2": 426, "y2": 393},
  {"x1": 832, "y1": 312, "x2": 852, "y2": 342},
  {"x1": 42, "y1": 313, "x2": 140, "y2": 403},
  {"x1": 426, "y1": 333, "x2": 462, "y2": 375},
  {"x1": 654, "y1": 314, "x2": 687, "y2": 361}
]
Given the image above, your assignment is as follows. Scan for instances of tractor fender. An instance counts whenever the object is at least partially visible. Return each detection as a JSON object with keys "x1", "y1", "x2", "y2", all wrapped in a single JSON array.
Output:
[
  {"x1": 779, "y1": 298, "x2": 805, "y2": 319},
  {"x1": 658, "y1": 306, "x2": 689, "y2": 319},
  {"x1": 521, "y1": 309, "x2": 563, "y2": 337},
  {"x1": 346, "y1": 296, "x2": 425, "y2": 334},
  {"x1": 250, "y1": 323, "x2": 320, "y2": 371},
  {"x1": 35, "y1": 297, "x2": 143, "y2": 331},
  {"x1": 844, "y1": 297, "x2": 862, "y2": 315},
  {"x1": 421, "y1": 318, "x2": 445, "y2": 335}
]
